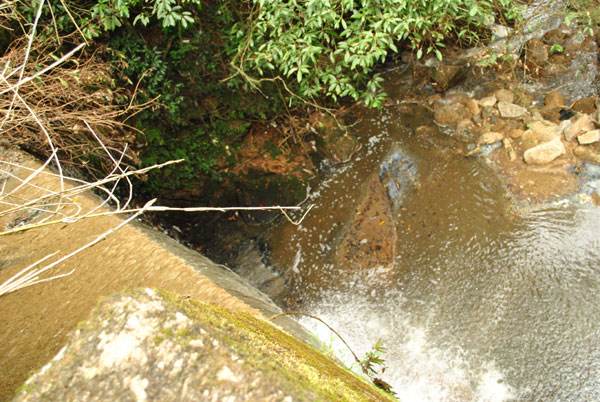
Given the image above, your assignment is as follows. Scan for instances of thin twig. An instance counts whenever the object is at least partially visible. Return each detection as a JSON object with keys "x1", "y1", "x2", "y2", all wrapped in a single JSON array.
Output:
[
  {"x1": 0, "y1": 200, "x2": 156, "y2": 297},
  {"x1": 58, "y1": 0, "x2": 89, "y2": 45},
  {"x1": 2, "y1": 0, "x2": 45, "y2": 128},
  {"x1": 0, "y1": 43, "x2": 85, "y2": 96},
  {"x1": 269, "y1": 311, "x2": 364, "y2": 373}
]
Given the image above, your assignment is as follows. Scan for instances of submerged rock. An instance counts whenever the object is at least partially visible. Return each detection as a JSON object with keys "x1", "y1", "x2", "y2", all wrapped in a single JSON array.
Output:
[
  {"x1": 310, "y1": 112, "x2": 360, "y2": 163},
  {"x1": 429, "y1": 65, "x2": 467, "y2": 92},
  {"x1": 336, "y1": 174, "x2": 397, "y2": 284},
  {"x1": 478, "y1": 131, "x2": 504, "y2": 145},
  {"x1": 434, "y1": 103, "x2": 470, "y2": 126},
  {"x1": 545, "y1": 92, "x2": 566, "y2": 108},
  {"x1": 574, "y1": 146, "x2": 600, "y2": 164},
  {"x1": 379, "y1": 147, "x2": 419, "y2": 211},
  {"x1": 523, "y1": 137, "x2": 565, "y2": 164}
]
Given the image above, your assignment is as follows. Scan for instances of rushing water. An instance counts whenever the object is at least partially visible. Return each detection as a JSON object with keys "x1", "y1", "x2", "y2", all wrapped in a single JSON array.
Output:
[{"x1": 263, "y1": 84, "x2": 600, "y2": 400}]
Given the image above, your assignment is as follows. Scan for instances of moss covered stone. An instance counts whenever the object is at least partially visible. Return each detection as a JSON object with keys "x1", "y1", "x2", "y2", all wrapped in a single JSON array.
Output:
[{"x1": 13, "y1": 289, "x2": 395, "y2": 402}]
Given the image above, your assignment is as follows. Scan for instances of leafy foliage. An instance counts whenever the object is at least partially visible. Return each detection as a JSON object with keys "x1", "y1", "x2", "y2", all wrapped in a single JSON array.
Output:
[
  {"x1": 91, "y1": 0, "x2": 201, "y2": 33},
  {"x1": 231, "y1": 0, "x2": 521, "y2": 107},
  {"x1": 6, "y1": 0, "x2": 523, "y2": 194},
  {"x1": 564, "y1": 0, "x2": 600, "y2": 36}
]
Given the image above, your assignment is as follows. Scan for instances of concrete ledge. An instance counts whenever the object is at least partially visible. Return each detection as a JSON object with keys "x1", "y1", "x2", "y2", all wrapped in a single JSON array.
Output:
[{"x1": 0, "y1": 148, "x2": 306, "y2": 399}]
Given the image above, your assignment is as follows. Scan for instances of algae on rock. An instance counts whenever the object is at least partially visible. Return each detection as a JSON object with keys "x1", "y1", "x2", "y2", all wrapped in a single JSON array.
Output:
[{"x1": 13, "y1": 289, "x2": 395, "y2": 402}]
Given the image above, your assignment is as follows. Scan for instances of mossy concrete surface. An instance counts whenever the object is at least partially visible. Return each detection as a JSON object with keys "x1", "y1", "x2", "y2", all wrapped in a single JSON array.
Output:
[
  {"x1": 13, "y1": 289, "x2": 394, "y2": 402},
  {"x1": 0, "y1": 146, "x2": 307, "y2": 400}
]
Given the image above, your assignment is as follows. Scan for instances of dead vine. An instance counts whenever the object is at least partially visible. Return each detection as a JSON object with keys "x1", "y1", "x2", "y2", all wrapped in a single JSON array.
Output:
[{"x1": 0, "y1": 34, "x2": 147, "y2": 178}]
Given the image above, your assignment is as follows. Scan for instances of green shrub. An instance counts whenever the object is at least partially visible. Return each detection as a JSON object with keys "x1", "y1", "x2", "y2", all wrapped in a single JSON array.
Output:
[{"x1": 230, "y1": 0, "x2": 522, "y2": 108}]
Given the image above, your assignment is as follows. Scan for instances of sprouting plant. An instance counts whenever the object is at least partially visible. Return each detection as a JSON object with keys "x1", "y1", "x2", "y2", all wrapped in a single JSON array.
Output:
[
  {"x1": 359, "y1": 340, "x2": 395, "y2": 395},
  {"x1": 270, "y1": 311, "x2": 396, "y2": 397},
  {"x1": 360, "y1": 339, "x2": 386, "y2": 376},
  {"x1": 549, "y1": 44, "x2": 564, "y2": 55}
]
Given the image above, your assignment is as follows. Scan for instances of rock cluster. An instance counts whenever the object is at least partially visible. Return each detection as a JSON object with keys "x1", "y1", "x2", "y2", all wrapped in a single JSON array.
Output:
[{"x1": 432, "y1": 88, "x2": 600, "y2": 202}]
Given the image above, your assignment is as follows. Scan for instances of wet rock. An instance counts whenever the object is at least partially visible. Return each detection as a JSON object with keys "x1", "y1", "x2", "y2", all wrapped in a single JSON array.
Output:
[
  {"x1": 445, "y1": 93, "x2": 471, "y2": 106},
  {"x1": 503, "y1": 138, "x2": 517, "y2": 161},
  {"x1": 310, "y1": 112, "x2": 360, "y2": 163},
  {"x1": 379, "y1": 147, "x2": 418, "y2": 211},
  {"x1": 541, "y1": 55, "x2": 571, "y2": 78},
  {"x1": 509, "y1": 128, "x2": 525, "y2": 139},
  {"x1": 545, "y1": 92, "x2": 566, "y2": 108},
  {"x1": 434, "y1": 103, "x2": 470, "y2": 126},
  {"x1": 479, "y1": 95, "x2": 497, "y2": 108},
  {"x1": 539, "y1": 106, "x2": 565, "y2": 124},
  {"x1": 14, "y1": 289, "x2": 389, "y2": 402},
  {"x1": 523, "y1": 137, "x2": 565, "y2": 164},
  {"x1": 429, "y1": 65, "x2": 467, "y2": 92},
  {"x1": 230, "y1": 245, "x2": 286, "y2": 300},
  {"x1": 465, "y1": 99, "x2": 481, "y2": 116},
  {"x1": 574, "y1": 145, "x2": 600, "y2": 164},
  {"x1": 525, "y1": 38, "x2": 549, "y2": 64},
  {"x1": 494, "y1": 89, "x2": 514, "y2": 104},
  {"x1": 514, "y1": 88, "x2": 534, "y2": 108},
  {"x1": 337, "y1": 174, "x2": 397, "y2": 283},
  {"x1": 571, "y1": 97, "x2": 597, "y2": 115},
  {"x1": 563, "y1": 114, "x2": 595, "y2": 141},
  {"x1": 578, "y1": 129, "x2": 600, "y2": 145},
  {"x1": 528, "y1": 120, "x2": 560, "y2": 140},
  {"x1": 478, "y1": 131, "x2": 504, "y2": 145},
  {"x1": 498, "y1": 102, "x2": 528, "y2": 119}
]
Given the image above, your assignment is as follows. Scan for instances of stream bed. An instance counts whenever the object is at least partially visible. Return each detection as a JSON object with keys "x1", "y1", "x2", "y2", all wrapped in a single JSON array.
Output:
[{"x1": 262, "y1": 67, "x2": 600, "y2": 400}]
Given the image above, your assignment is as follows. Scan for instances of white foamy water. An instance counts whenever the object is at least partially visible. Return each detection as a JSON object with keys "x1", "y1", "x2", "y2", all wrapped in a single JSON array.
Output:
[{"x1": 299, "y1": 289, "x2": 517, "y2": 402}]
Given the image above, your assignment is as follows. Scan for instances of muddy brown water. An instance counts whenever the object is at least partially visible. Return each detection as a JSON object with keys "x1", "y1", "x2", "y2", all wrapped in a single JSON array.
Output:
[{"x1": 263, "y1": 71, "x2": 600, "y2": 399}]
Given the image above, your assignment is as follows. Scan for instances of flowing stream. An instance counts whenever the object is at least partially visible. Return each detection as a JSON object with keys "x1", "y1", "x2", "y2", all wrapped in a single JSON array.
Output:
[{"x1": 262, "y1": 63, "x2": 600, "y2": 400}]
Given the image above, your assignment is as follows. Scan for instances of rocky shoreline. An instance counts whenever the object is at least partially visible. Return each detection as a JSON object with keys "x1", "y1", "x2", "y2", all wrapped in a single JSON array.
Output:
[{"x1": 429, "y1": 86, "x2": 600, "y2": 206}]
